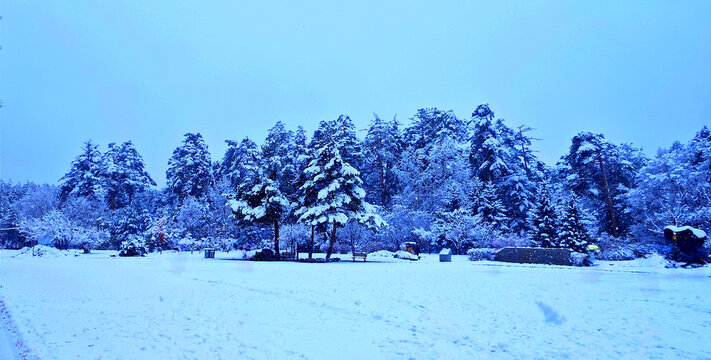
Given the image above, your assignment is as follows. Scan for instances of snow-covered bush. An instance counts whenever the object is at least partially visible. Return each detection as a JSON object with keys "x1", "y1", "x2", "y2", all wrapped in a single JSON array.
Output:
[
  {"x1": 210, "y1": 237, "x2": 238, "y2": 252},
  {"x1": 373, "y1": 207, "x2": 434, "y2": 252},
  {"x1": 594, "y1": 234, "x2": 636, "y2": 260},
  {"x1": 73, "y1": 226, "x2": 108, "y2": 253},
  {"x1": 177, "y1": 233, "x2": 202, "y2": 253},
  {"x1": 119, "y1": 235, "x2": 147, "y2": 257},
  {"x1": 177, "y1": 197, "x2": 211, "y2": 239},
  {"x1": 103, "y1": 206, "x2": 152, "y2": 249},
  {"x1": 467, "y1": 248, "x2": 496, "y2": 261},
  {"x1": 570, "y1": 252, "x2": 596, "y2": 267},
  {"x1": 598, "y1": 247, "x2": 636, "y2": 261},
  {"x1": 21, "y1": 210, "x2": 107, "y2": 252},
  {"x1": 145, "y1": 216, "x2": 170, "y2": 252},
  {"x1": 570, "y1": 252, "x2": 587, "y2": 267}
]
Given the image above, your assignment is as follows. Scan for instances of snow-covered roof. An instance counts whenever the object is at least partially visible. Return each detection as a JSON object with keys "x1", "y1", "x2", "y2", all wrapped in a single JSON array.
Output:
[{"x1": 664, "y1": 225, "x2": 707, "y2": 239}]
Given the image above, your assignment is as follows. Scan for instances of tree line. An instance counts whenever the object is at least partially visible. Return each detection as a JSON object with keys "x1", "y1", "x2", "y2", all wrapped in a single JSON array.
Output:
[{"x1": 1, "y1": 104, "x2": 709, "y2": 259}]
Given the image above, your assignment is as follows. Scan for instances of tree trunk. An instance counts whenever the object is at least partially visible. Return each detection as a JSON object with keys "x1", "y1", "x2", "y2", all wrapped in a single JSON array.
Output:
[
  {"x1": 274, "y1": 220, "x2": 280, "y2": 257},
  {"x1": 308, "y1": 225, "x2": 314, "y2": 259},
  {"x1": 597, "y1": 155, "x2": 619, "y2": 237},
  {"x1": 325, "y1": 221, "x2": 337, "y2": 259}
]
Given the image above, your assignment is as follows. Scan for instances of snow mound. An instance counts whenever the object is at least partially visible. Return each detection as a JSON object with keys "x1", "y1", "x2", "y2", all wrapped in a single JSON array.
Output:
[
  {"x1": 603, "y1": 253, "x2": 670, "y2": 269},
  {"x1": 367, "y1": 250, "x2": 396, "y2": 259},
  {"x1": 394, "y1": 250, "x2": 419, "y2": 261},
  {"x1": 15, "y1": 245, "x2": 70, "y2": 258},
  {"x1": 367, "y1": 250, "x2": 418, "y2": 261}
]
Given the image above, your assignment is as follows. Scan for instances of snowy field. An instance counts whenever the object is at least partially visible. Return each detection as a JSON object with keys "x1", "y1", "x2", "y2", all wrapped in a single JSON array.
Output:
[{"x1": 1, "y1": 250, "x2": 710, "y2": 360}]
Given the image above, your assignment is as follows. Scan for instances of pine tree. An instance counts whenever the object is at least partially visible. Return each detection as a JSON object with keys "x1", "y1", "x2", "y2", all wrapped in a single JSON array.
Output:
[
  {"x1": 262, "y1": 122, "x2": 298, "y2": 201},
  {"x1": 504, "y1": 169, "x2": 536, "y2": 235},
  {"x1": 475, "y1": 181, "x2": 509, "y2": 232},
  {"x1": 558, "y1": 197, "x2": 592, "y2": 252},
  {"x1": 216, "y1": 139, "x2": 241, "y2": 184},
  {"x1": 229, "y1": 172, "x2": 290, "y2": 256},
  {"x1": 362, "y1": 114, "x2": 402, "y2": 209},
  {"x1": 332, "y1": 115, "x2": 363, "y2": 170},
  {"x1": 531, "y1": 184, "x2": 558, "y2": 248},
  {"x1": 560, "y1": 132, "x2": 647, "y2": 237},
  {"x1": 227, "y1": 134, "x2": 291, "y2": 256},
  {"x1": 296, "y1": 143, "x2": 376, "y2": 259},
  {"x1": 59, "y1": 140, "x2": 104, "y2": 202},
  {"x1": 404, "y1": 108, "x2": 466, "y2": 150},
  {"x1": 469, "y1": 105, "x2": 511, "y2": 183},
  {"x1": 291, "y1": 126, "x2": 310, "y2": 187},
  {"x1": 103, "y1": 141, "x2": 155, "y2": 209},
  {"x1": 166, "y1": 133, "x2": 213, "y2": 203},
  {"x1": 311, "y1": 115, "x2": 363, "y2": 170}
]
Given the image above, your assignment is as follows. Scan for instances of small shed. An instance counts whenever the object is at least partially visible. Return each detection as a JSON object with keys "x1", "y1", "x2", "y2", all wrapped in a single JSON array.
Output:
[
  {"x1": 439, "y1": 248, "x2": 452, "y2": 262},
  {"x1": 204, "y1": 248, "x2": 216, "y2": 258}
]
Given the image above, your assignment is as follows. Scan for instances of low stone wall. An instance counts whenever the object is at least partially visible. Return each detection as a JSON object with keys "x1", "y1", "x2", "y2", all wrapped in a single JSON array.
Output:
[{"x1": 494, "y1": 247, "x2": 573, "y2": 266}]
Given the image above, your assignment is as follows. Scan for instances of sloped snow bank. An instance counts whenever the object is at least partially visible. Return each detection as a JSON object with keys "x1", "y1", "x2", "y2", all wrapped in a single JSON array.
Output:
[
  {"x1": 367, "y1": 250, "x2": 419, "y2": 261},
  {"x1": 14, "y1": 246, "x2": 71, "y2": 258},
  {"x1": 367, "y1": 250, "x2": 396, "y2": 260}
]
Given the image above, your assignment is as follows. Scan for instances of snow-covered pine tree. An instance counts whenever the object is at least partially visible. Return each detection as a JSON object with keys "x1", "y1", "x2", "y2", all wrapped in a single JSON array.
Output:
[
  {"x1": 530, "y1": 184, "x2": 558, "y2": 248},
  {"x1": 296, "y1": 143, "x2": 376, "y2": 259},
  {"x1": 504, "y1": 170, "x2": 536, "y2": 235},
  {"x1": 311, "y1": 115, "x2": 363, "y2": 171},
  {"x1": 166, "y1": 133, "x2": 213, "y2": 203},
  {"x1": 403, "y1": 108, "x2": 466, "y2": 151},
  {"x1": 332, "y1": 115, "x2": 363, "y2": 170},
  {"x1": 291, "y1": 126, "x2": 310, "y2": 195},
  {"x1": 229, "y1": 175, "x2": 290, "y2": 257},
  {"x1": 362, "y1": 114, "x2": 402, "y2": 209},
  {"x1": 394, "y1": 137, "x2": 473, "y2": 215},
  {"x1": 103, "y1": 141, "x2": 155, "y2": 209},
  {"x1": 557, "y1": 197, "x2": 592, "y2": 253},
  {"x1": 226, "y1": 140, "x2": 290, "y2": 256},
  {"x1": 216, "y1": 139, "x2": 241, "y2": 184},
  {"x1": 474, "y1": 181, "x2": 509, "y2": 232},
  {"x1": 262, "y1": 121, "x2": 298, "y2": 201},
  {"x1": 219, "y1": 137, "x2": 260, "y2": 189},
  {"x1": 469, "y1": 105, "x2": 511, "y2": 183},
  {"x1": 561, "y1": 132, "x2": 645, "y2": 237},
  {"x1": 59, "y1": 140, "x2": 104, "y2": 202}
]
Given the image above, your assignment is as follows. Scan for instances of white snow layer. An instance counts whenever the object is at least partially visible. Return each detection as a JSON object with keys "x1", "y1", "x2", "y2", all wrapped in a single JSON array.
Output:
[
  {"x1": 0, "y1": 251, "x2": 709, "y2": 359},
  {"x1": 664, "y1": 225, "x2": 707, "y2": 239}
]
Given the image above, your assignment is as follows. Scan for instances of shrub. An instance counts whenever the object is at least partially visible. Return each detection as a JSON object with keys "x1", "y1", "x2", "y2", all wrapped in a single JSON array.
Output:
[
  {"x1": 467, "y1": 248, "x2": 496, "y2": 261},
  {"x1": 597, "y1": 247, "x2": 636, "y2": 261},
  {"x1": 569, "y1": 252, "x2": 588, "y2": 267},
  {"x1": 119, "y1": 235, "x2": 147, "y2": 257}
]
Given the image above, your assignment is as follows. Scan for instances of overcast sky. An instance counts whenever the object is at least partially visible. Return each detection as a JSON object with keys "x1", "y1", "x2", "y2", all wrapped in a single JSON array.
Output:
[{"x1": 1, "y1": 1, "x2": 709, "y2": 187}]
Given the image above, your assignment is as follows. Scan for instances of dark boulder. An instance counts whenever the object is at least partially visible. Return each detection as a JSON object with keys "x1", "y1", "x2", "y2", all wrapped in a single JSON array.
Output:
[{"x1": 495, "y1": 247, "x2": 573, "y2": 266}]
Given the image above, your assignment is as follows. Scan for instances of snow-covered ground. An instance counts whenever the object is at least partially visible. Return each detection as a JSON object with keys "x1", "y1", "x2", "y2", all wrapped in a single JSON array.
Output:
[{"x1": 0, "y1": 250, "x2": 710, "y2": 360}]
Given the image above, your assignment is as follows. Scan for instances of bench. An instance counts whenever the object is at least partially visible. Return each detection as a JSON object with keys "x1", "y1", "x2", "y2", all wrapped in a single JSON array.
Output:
[{"x1": 352, "y1": 252, "x2": 367, "y2": 262}]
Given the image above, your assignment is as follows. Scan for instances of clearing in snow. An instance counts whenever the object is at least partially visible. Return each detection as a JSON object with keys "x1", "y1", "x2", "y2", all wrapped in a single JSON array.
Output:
[{"x1": 0, "y1": 250, "x2": 709, "y2": 359}]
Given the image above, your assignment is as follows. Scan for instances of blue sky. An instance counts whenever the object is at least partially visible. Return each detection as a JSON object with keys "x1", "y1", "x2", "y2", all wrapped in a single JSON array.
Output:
[{"x1": 1, "y1": 1, "x2": 709, "y2": 187}]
